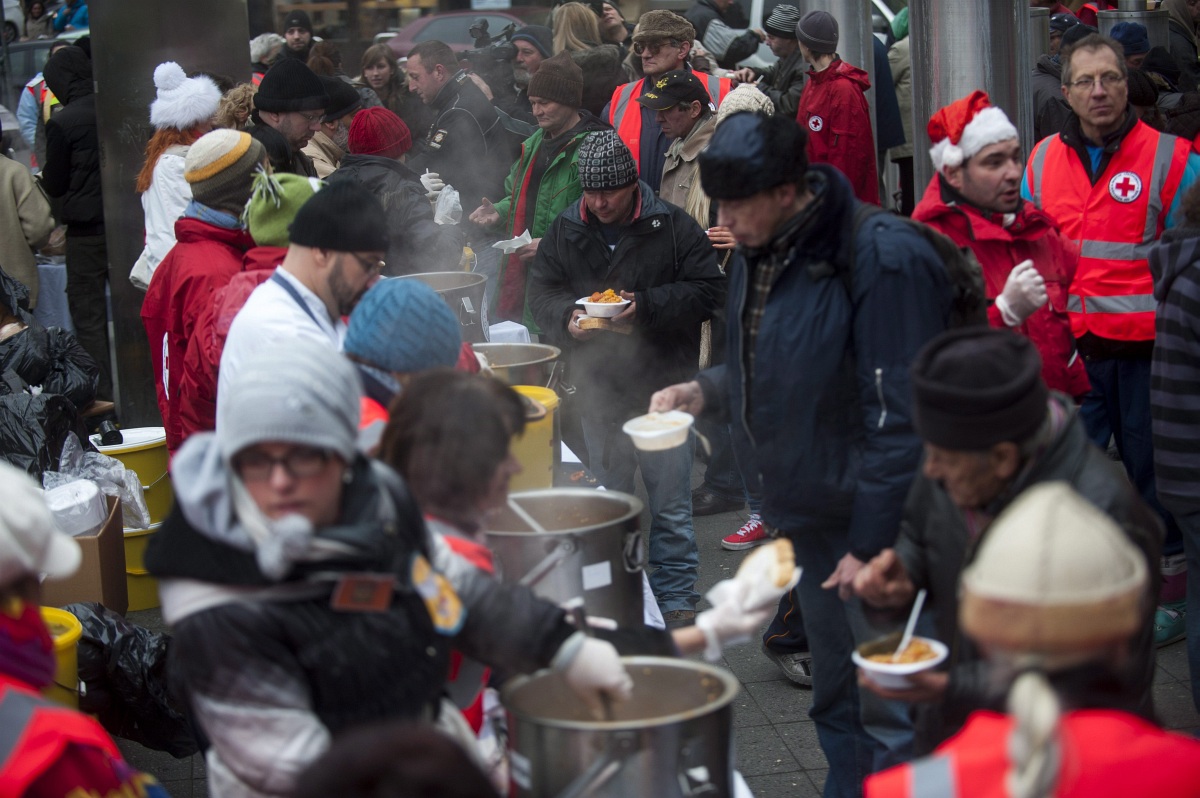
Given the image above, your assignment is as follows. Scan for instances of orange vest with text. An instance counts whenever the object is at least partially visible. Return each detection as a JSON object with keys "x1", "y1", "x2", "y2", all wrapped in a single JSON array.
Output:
[
  {"x1": 1025, "y1": 121, "x2": 1191, "y2": 341},
  {"x1": 607, "y1": 70, "x2": 732, "y2": 172}
]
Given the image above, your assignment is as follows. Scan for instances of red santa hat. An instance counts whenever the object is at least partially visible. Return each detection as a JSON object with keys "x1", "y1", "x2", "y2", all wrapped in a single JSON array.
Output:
[{"x1": 927, "y1": 90, "x2": 1019, "y2": 174}]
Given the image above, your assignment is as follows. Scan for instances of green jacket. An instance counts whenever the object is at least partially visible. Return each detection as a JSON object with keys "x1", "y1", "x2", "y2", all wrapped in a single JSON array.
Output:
[{"x1": 490, "y1": 113, "x2": 608, "y2": 330}]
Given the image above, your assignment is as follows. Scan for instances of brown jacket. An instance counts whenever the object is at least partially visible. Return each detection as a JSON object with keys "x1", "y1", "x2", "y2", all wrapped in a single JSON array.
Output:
[
  {"x1": 301, "y1": 131, "x2": 343, "y2": 179},
  {"x1": 0, "y1": 157, "x2": 54, "y2": 307},
  {"x1": 659, "y1": 113, "x2": 716, "y2": 227}
]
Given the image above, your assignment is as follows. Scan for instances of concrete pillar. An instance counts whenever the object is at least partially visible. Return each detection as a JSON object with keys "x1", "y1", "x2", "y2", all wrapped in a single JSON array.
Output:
[
  {"x1": 909, "y1": 0, "x2": 1030, "y2": 194},
  {"x1": 89, "y1": 1, "x2": 250, "y2": 426},
  {"x1": 1030, "y1": 7, "x2": 1050, "y2": 63}
]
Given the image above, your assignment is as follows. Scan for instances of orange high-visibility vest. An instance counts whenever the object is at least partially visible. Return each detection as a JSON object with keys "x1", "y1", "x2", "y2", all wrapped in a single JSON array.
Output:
[
  {"x1": 1025, "y1": 121, "x2": 1191, "y2": 341},
  {"x1": 607, "y1": 70, "x2": 732, "y2": 172}
]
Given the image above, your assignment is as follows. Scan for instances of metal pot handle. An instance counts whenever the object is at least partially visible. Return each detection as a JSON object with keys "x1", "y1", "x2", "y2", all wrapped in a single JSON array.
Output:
[
  {"x1": 459, "y1": 295, "x2": 479, "y2": 330},
  {"x1": 518, "y1": 540, "x2": 575, "y2": 588},
  {"x1": 622, "y1": 530, "x2": 646, "y2": 574}
]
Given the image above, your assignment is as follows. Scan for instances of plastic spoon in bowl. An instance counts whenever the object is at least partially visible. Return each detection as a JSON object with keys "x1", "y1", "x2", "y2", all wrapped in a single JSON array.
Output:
[
  {"x1": 507, "y1": 497, "x2": 547, "y2": 534},
  {"x1": 892, "y1": 588, "x2": 927, "y2": 663}
]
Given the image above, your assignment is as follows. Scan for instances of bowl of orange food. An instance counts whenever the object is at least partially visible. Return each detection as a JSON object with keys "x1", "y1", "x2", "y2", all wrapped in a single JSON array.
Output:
[
  {"x1": 852, "y1": 632, "x2": 948, "y2": 689},
  {"x1": 578, "y1": 289, "x2": 631, "y2": 318}
]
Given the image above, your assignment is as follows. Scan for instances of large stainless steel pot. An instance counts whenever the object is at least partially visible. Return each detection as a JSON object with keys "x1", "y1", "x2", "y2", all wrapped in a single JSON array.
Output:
[
  {"x1": 473, "y1": 343, "x2": 561, "y2": 388},
  {"x1": 397, "y1": 272, "x2": 488, "y2": 343},
  {"x1": 503, "y1": 657, "x2": 739, "y2": 798},
  {"x1": 486, "y1": 489, "x2": 645, "y2": 628}
]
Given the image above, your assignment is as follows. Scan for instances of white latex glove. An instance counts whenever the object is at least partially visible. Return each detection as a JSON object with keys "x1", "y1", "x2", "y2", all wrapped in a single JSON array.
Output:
[
  {"x1": 420, "y1": 171, "x2": 445, "y2": 202},
  {"x1": 552, "y1": 632, "x2": 633, "y2": 716},
  {"x1": 995, "y1": 259, "x2": 1048, "y2": 326},
  {"x1": 695, "y1": 540, "x2": 802, "y2": 661}
]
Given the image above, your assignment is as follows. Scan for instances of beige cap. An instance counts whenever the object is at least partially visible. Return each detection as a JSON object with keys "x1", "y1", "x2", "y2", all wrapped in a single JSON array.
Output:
[
  {"x1": 960, "y1": 481, "x2": 1147, "y2": 656},
  {"x1": 632, "y1": 10, "x2": 696, "y2": 44}
]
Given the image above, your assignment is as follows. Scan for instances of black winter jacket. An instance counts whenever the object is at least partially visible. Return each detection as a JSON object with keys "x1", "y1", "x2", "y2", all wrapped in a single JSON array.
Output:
[
  {"x1": 685, "y1": 0, "x2": 761, "y2": 70},
  {"x1": 755, "y1": 48, "x2": 805, "y2": 119},
  {"x1": 42, "y1": 46, "x2": 103, "y2": 235},
  {"x1": 1168, "y1": 18, "x2": 1200, "y2": 92},
  {"x1": 697, "y1": 167, "x2": 952, "y2": 558},
  {"x1": 1033, "y1": 55, "x2": 1072, "y2": 143},
  {"x1": 893, "y1": 397, "x2": 1163, "y2": 753},
  {"x1": 529, "y1": 182, "x2": 725, "y2": 421},
  {"x1": 331, "y1": 154, "x2": 464, "y2": 275}
]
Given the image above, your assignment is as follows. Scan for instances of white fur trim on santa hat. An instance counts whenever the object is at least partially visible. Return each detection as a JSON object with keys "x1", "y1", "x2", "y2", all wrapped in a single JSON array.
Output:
[
  {"x1": 149, "y1": 62, "x2": 222, "y2": 131},
  {"x1": 929, "y1": 105, "x2": 1018, "y2": 173}
]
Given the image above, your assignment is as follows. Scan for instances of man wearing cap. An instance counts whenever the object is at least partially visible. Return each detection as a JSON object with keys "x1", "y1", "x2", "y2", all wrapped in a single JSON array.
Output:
[
  {"x1": 302, "y1": 76, "x2": 362, "y2": 178},
  {"x1": 282, "y1": 9, "x2": 315, "y2": 61},
  {"x1": 853, "y1": 327, "x2": 1162, "y2": 754},
  {"x1": 1111, "y1": 21, "x2": 1151, "y2": 69},
  {"x1": 637, "y1": 69, "x2": 717, "y2": 219},
  {"x1": 794, "y1": 9, "x2": 879, "y2": 204},
  {"x1": 142, "y1": 129, "x2": 267, "y2": 456},
  {"x1": 252, "y1": 58, "x2": 329, "y2": 177},
  {"x1": 529, "y1": 130, "x2": 724, "y2": 628},
  {"x1": 730, "y1": 4, "x2": 805, "y2": 119},
  {"x1": 469, "y1": 51, "x2": 607, "y2": 330},
  {"x1": 1032, "y1": 17, "x2": 1087, "y2": 142},
  {"x1": 603, "y1": 10, "x2": 732, "y2": 192},
  {"x1": 684, "y1": 0, "x2": 765, "y2": 71},
  {"x1": 335, "y1": 106, "x2": 464, "y2": 275},
  {"x1": 219, "y1": 180, "x2": 388, "y2": 397},
  {"x1": 0, "y1": 463, "x2": 170, "y2": 796},
  {"x1": 651, "y1": 113, "x2": 951, "y2": 793},
  {"x1": 915, "y1": 91, "x2": 1089, "y2": 399},
  {"x1": 1024, "y1": 33, "x2": 1200, "y2": 626},
  {"x1": 511, "y1": 24, "x2": 553, "y2": 119}
]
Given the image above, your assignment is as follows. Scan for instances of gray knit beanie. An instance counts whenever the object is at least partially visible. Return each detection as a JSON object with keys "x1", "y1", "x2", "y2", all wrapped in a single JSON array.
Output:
[
  {"x1": 577, "y1": 130, "x2": 638, "y2": 190},
  {"x1": 216, "y1": 338, "x2": 361, "y2": 464},
  {"x1": 796, "y1": 10, "x2": 838, "y2": 55}
]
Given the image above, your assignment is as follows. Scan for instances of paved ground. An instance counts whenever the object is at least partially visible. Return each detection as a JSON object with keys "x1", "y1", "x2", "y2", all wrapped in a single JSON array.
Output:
[{"x1": 115, "y1": 470, "x2": 1199, "y2": 797}]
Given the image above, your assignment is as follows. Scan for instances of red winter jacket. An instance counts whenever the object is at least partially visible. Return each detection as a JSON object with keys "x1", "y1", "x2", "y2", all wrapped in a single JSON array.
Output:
[
  {"x1": 176, "y1": 246, "x2": 285, "y2": 447},
  {"x1": 914, "y1": 176, "x2": 1090, "y2": 398},
  {"x1": 796, "y1": 59, "x2": 879, "y2": 204},
  {"x1": 141, "y1": 218, "x2": 255, "y2": 455}
]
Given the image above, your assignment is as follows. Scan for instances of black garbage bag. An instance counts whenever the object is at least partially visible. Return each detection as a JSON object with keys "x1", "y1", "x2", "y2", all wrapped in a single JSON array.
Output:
[
  {"x1": 65, "y1": 602, "x2": 200, "y2": 758},
  {"x1": 0, "y1": 392, "x2": 89, "y2": 477}
]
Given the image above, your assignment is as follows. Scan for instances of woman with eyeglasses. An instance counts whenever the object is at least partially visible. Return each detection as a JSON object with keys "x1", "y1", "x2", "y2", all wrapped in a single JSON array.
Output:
[{"x1": 145, "y1": 338, "x2": 635, "y2": 798}]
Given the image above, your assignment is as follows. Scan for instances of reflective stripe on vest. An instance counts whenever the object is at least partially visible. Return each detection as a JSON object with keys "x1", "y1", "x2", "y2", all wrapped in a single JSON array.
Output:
[
  {"x1": 0, "y1": 689, "x2": 39, "y2": 766},
  {"x1": 609, "y1": 71, "x2": 731, "y2": 171},
  {"x1": 1028, "y1": 137, "x2": 1051, "y2": 210},
  {"x1": 908, "y1": 754, "x2": 957, "y2": 797},
  {"x1": 1067, "y1": 293, "x2": 1156, "y2": 314}
]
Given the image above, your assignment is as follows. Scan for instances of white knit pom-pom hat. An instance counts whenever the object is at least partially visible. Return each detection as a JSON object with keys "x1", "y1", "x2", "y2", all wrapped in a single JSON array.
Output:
[{"x1": 149, "y1": 61, "x2": 222, "y2": 131}]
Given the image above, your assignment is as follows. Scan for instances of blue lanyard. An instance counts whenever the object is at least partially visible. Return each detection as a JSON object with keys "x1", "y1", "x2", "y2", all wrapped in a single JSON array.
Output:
[{"x1": 270, "y1": 271, "x2": 322, "y2": 327}]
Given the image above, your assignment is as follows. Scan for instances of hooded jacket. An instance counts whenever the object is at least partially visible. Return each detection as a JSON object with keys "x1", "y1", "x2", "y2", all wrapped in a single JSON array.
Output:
[
  {"x1": 41, "y1": 46, "x2": 103, "y2": 235},
  {"x1": 795, "y1": 59, "x2": 879, "y2": 204},
  {"x1": 913, "y1": 175, "x2": 1090, "y2": 398},
  {"x1": 1148, "y1": 225, "x2": 1200, "y2": 514}
]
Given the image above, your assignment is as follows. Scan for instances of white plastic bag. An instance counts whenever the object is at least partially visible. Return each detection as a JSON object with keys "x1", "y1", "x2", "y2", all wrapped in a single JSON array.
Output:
[{"x1": 434, "y1": 185, "x2": 462, "y2": 225}]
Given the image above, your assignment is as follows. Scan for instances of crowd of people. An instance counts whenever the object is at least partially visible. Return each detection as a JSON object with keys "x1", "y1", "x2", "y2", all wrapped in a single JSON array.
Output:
[{"x1": 2, "y1": 0, "x2": 1200, "y2": 796}]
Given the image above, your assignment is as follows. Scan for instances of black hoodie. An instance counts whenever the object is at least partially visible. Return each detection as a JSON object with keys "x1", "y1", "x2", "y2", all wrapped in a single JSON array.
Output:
[{"x1": 42, "y1": 46, "x2": 103, "y2": 235}]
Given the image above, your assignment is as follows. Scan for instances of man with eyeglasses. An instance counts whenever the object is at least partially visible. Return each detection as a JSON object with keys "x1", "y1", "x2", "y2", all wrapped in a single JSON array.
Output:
[
  {"x1": 219, "y1": 180, "x2": 388, "y2": 398},
  {"x1": 1024, "y1": 32, "x2": 1200, "y2": 643},
  {"x1": 602, "y1": 10, "x2": 732, "y2": 193},
  {"x1": 251, "y1": 58, "x2": 329, "y2": 178}
]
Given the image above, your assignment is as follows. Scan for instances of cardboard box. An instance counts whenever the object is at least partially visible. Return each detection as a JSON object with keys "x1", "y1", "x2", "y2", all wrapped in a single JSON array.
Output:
[{"x1": 41, "y1": 495, "x2": 129, "y2": 615}]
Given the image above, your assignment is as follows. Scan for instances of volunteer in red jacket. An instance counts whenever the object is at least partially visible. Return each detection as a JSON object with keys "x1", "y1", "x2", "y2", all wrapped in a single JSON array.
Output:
[
  {"x1": 0, "y1": 462, "x2": 169, "y2": 797},
  {"x1": 915, "y1": 91, "x2": 1089, "y2": 398},
  {"x1": 866, "y1": 482, "x2": 1200, "y2": 798},
  {"x1": 793, "y1": 10, "x2": 879, "y2": 204}
]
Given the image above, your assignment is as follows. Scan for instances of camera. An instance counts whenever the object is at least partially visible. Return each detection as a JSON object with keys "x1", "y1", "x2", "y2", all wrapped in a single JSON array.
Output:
[{"x1": 464, "y1": 18, "x2": 517, "y2": 64}]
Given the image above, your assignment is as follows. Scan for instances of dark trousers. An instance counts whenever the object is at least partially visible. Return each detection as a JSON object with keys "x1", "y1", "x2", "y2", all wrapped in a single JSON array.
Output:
[
  {"x1": 698, "y1": 419, "x2": 763, "y2": 513},
  {"x1": 65, "y1": 233, "x2": 112, "y2": 402}
]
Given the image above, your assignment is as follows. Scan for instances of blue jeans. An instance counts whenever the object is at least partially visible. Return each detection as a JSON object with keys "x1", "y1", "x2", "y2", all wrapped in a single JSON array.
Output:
[
  {"x1": 1080, "y1": 356, "x2": 1182, "y2": 555},
  {"x1": 1164, "y1": 503, "x2": 1200, "y2": 713},
  {"x1": 581, "y1": 416, "x2": 699, "y2": 613},
  {"x1": 699, "y1": 419, "x2": 763, "y2": 514},
  {"x1": 769, "y1": 524, "x2": 913, "y2": 798}
]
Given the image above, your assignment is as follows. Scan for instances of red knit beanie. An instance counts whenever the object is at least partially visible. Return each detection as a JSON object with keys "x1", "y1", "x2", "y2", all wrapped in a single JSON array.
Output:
[{"x1": 348, "y1": 106, "x2": 412, "y2": 159}]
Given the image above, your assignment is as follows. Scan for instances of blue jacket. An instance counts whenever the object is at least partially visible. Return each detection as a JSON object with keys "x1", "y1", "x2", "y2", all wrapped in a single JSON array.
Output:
[
  {"x1": 53, "y1": 1, "x2": 87, "y2": 31},
  {"x1": 698, "y1": 167, "x2": 952, "y2": 559}
]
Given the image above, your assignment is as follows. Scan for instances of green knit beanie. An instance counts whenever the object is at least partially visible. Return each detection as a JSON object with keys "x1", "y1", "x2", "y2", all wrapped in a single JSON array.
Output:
[{"x1": 243, "y1": 171, "x2": 324, "y2": 248}]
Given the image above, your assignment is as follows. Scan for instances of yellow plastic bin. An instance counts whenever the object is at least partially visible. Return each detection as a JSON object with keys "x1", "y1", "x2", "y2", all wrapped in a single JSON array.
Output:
[
  {"x1": 125, "y1": 569, "x2": 160, "y2": 612},
  {"x1": 123, "y1": 522, "x2": 161, "y2": 572},
  {"x1": 90, "y1": 427, "x2": 173, "y2": 526},
  {"x1": 39, "y1": 607, "x2": 82, "y2": 708},
  {"x1": 511, "y1": 386, "x2": 561, "y2": 492}
]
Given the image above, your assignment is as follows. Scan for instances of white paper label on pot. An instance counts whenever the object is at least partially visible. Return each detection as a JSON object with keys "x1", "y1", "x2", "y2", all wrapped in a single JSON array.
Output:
[
  {"x1": 582, "y1": 561, "x2": 612, "y2": 591},
  {"x1": 511, "y1": 751, "x2": 531, "y2": 789}
]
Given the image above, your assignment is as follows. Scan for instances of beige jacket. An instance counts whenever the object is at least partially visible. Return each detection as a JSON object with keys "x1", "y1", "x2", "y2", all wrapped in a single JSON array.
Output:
[
  {"x1": 660, "y1": 113, "x2": 716, "y2": 228},
  {"x1": 301, "y1": 131, "x2": 344, "y2": 179},
  {"x1": 0, "y1": 158, "x2": 55, "y2": 307}
]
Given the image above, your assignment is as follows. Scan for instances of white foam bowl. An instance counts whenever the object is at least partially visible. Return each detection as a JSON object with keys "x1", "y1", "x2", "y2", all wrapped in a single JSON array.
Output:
[
  {"x1": 622, "y1": 411, "x2": 694, "y2": 451},
  {"x1": 577, "y1": 296, "x2": 630, "y2": 318},
  {"x1": 852, "y1": 636, "x2": 948, "y2": 690}
]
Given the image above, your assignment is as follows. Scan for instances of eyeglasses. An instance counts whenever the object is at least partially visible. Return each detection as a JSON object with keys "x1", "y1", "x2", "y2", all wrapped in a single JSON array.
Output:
[
  {"x1": 634, "y1": 39, "x2": 678, "y2": 56},
  {"x1": 234, "y1": 447, "x2": 332, "y2": 482},
  {"x1": 1067, "y1": 73, "x2": 1126, "y2": 92},
  {"x1": 297, "y1": 110, "x2": 324, "y2": 123},
  {"x1": 351, "y1": 252, "x2": 387, "y2": 276}
]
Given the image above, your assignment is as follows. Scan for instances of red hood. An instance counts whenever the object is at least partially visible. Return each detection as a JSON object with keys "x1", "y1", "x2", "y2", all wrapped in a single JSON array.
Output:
[
  {"x1": 243, "y1": 246, "x2": 287, "y2": 272},
  {"x1": 912, "y1": 174, "x2": 1054, "y2": 244},
  {"x1": 808, "y1": 59, "x2": 871, "y2": 90}
]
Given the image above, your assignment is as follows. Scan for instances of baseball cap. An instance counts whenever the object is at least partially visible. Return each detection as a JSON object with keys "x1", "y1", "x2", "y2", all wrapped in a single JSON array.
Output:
[{"x1": 635, "y1": 69, "x2": 712, "y2": 111}]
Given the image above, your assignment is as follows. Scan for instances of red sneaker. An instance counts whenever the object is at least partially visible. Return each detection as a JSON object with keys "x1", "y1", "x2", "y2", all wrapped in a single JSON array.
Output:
[{"x1": 721, "y1": 515, "x2": 769, "y2": 551}]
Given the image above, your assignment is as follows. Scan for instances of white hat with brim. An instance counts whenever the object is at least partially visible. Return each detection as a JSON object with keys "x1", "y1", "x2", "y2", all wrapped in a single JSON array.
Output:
[{"x1": 0, "y1": 462, "x2": 82, "y2": 586}]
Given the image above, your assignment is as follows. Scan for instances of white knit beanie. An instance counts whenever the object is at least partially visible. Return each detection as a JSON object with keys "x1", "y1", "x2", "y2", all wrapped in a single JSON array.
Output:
[{"x1": 149, "y1": 62, "x2": 222, "y2": 131}]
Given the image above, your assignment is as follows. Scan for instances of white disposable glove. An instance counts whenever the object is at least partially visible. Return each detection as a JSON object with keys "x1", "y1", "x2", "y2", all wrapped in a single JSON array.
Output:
[
  {"x1": 552, "y1": 632, "x2": 633, "y2": 717},
  {"x1": 420, "y1": 171, "x2": 445, "y2": 202},
  {"x1": 695, "y1": 540, "x2": 802, "y2": 661},
  {"x1": 995, "y1": 259, "x2": 1048, "y2": 326}
]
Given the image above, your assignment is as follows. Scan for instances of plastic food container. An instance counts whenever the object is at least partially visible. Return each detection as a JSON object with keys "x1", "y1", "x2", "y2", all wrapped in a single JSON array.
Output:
[
  {"x1": 44, "y1": 479, "x2": 108, "y2": 537},
  {"x1": 40, "y1": 607, "x2": 82, "y2": 708},
  {"x1": 577, "y1": 296, "x2": 630, "y2": 318},
  {"x1": 852, "y1": 634, "x2": 948, "y2": 689},
  {"x1": 622, "y1": 411, "x2": 694, "y2": 451}
]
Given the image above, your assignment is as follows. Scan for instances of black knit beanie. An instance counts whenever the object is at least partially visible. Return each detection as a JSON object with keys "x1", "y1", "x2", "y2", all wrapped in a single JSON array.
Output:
[
  {"x1": 911, "y1": 327, "x2": 1049, "y2": 451},
  {"x1": 254, "y1": 58, "x2": 329, "y2": 114},
  {"x1": 289, "y1": 180, "x2": 389, "y2": 253},
  {"x1": 283, "y1": 9, "x2": 313, "y2": 33}
]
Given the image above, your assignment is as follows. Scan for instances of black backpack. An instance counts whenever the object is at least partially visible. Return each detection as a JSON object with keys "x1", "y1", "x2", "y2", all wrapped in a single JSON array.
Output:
[{"x1": 847, "y1": 204, "x2": 989, "y2": 328}]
